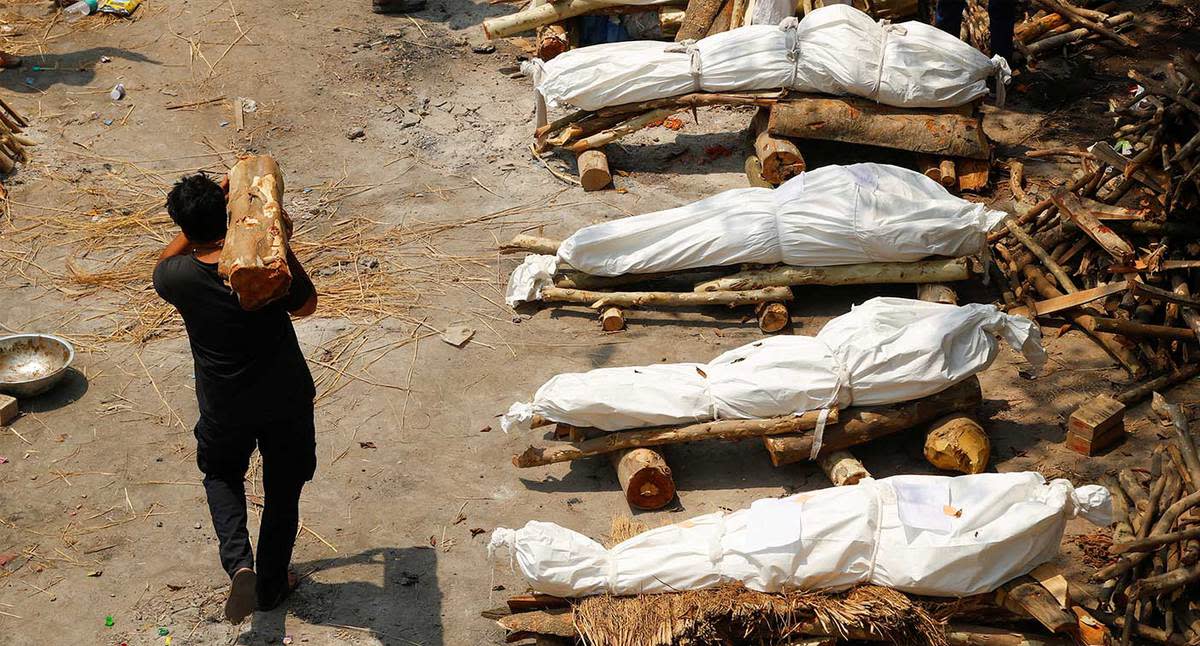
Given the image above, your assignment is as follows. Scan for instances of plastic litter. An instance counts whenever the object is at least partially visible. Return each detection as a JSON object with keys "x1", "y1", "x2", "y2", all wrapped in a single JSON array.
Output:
[
  {"x1": 489, "y1": 472, "x2": 1112, "y2": 598},
  {"x1": 500, "y1": 297, "x2": 1043, "y2": 434},
  {"x1": 110, "y1": 83, "x2": 125, "y2": 101},
  {"x1": 63, "y1": 0, "x2": 98, "y2": 22},
  {"x1": 506, "y1": 163, "x2": 1005, "y2": 306},
  {"x1": 525, "y1": 4, "x2": 1012, "y2": 123},
  {"x1": 98, "y1": 0, "x2": 143, "y2": 16},
  {"x1": 104, "y1": 615, "x2": 114, "y2": 627},
  {"x1": 157, "y1": 627, "x2": 169, "y2": 636}
]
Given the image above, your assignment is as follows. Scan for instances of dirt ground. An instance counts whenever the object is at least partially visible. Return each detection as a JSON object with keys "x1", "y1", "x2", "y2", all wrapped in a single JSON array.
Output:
[{"x1": 0, "y1": 0, "x2": 1197, "y2": 645}]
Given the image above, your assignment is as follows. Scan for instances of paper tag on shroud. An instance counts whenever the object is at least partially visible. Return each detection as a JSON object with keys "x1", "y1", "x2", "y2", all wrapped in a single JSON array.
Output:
[
  {"x1": 892, "y1": 479, "x2": 954, "y2": 534},
  {"x1": 744, "y1": 497, "x2": 803, "y2": 552}
]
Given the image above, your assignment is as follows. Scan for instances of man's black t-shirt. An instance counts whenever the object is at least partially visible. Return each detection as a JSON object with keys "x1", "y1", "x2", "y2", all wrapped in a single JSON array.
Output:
[{"x1": 153, "y1": 255, "x2": 316, "y2": 427}]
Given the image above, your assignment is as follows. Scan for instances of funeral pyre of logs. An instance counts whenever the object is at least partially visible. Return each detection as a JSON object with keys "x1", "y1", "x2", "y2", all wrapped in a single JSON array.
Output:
[
  {"x1": 989, "y1": 53, "x2": 1200, "y2": 398},
  {"x1": 0, "y1": 96, "x2": 32, "y2": 197}
]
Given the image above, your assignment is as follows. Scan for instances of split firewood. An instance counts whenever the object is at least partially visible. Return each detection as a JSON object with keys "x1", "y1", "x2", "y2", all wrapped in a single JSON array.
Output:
[
  {"x1": 1008, "y1": 282, "x2": 1126, "y2": 318},
  {"x1": 500, "y1": 234, "x2": 561, "y2": 255},
  {"x1": 1152, "y1": 392, "x2": 1200, "y2": 486},
  {"x1": 995, "y1": 578, "x2": 1077, "y2": 633},
  {"x1": 1076, "y1": 316, "x2": 1198, "y2": 342},
  {"x1": 539, "y1": 285, "x2": 792, "y2": 308},
  {"x1": 768, "y1": 95, "x2": 991, "y2": 159},
  {"x1": 577, "y1": 148, "x2": 611, "y2": 192},
  {"x1": 1052, "y1": 192, "x2": 1134, "y2": 262},
  {"x1": 764, "y1": 376, "x2": 982, "y2": 466},
  {"x1": 751, "y1": 107, "x2": 805, "y2": 185},
  {"x1": 218, "y1": 155, "x2": 292, "y2": 311},
  {"x1": 695, "y1": 257, "x2": 971, "y2": 292},
  {"x1": 924, "y1": 414, "x2": 990, "y2": 474},
  {"x1": 514, "y1": 407, "x2": 834, "y2": 467},
  {"x1": 1008, "y1": 159, "x2": 1028, "y2": 203},
  {"x1": 940, "y1": 159, "x2": 959, "y2": 189},
  {"x1": 610, "y1": 448, "x2": 675, "y2": 509},
  {"x1": 1066, "y1": 394, "x2": 1126, "y2": 456},
  {"x1": 1030, "y1": 0, "x2": 1137, "y2": 49},
  {"x1": 819, "y1": 450, "x2": 870, "y2": 486},
  {"x1": 705, "y1": 0, "x2": 734, "y2": 35},
  {"x1": 1115, "y1": 363, "x2": 1200, "y2": 406}
]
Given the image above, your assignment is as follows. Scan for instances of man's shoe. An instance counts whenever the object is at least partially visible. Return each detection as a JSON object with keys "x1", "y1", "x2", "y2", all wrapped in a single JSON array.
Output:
[
  {"x1": 372, "y1": 0, "x2": 427, "y2": 13},
  {"x1": 224, "y1": 568, "x2": 257, "y2": 624}
]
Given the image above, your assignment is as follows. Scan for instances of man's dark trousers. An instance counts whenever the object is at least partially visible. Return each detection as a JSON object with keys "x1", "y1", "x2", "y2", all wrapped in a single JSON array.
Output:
[
  {"x1": 195, "y1": 410, "x2": 316, "y2": 608},
  {"x1": 935, "y1": 0, "x2": 1017, "y2": 62}
]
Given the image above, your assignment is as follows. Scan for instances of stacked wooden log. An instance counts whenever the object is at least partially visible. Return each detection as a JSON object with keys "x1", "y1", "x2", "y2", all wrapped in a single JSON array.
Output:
[
  {"x1": 502, "y1": 233, "x2": 977, "y2": 333},
  {"x1": 1093, "y1": 392, "x2": 1200, "y2": 645},
  {"x1": 1013, "y1": 0, "x2": 1137, "y2": 62},
  {"x1": 989, "y1": 56, "x2": 1200, "y2": 437},
  {"x1": 513, "y1": 376, "x2": 988, "y2": 509},
  {"x1": 535, "y1": 91, "x2": 991, "y2": 191},
  {"x1": 0, "y1": 97, "x2": 32, "y2": 195},
  {"x1": 482, "y1": 0, "x2": 687, "y2": 59}
]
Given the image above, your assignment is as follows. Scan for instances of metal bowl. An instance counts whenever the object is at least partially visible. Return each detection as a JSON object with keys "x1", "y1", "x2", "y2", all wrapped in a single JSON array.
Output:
[{"x1": 0, "y1": 334, "x2": 75, "y2": 399}]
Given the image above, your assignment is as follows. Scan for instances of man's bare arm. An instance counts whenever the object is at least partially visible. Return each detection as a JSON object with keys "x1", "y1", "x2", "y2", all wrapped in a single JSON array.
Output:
[{"x1": 157, "y1": 232, "x2": 191, "y2": 265}]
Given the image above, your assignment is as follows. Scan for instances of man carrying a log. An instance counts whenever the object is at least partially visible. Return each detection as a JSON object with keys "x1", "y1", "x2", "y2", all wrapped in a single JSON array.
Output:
[{"x1": 153, "y1": 173, "x2": 318, "y2": 623}]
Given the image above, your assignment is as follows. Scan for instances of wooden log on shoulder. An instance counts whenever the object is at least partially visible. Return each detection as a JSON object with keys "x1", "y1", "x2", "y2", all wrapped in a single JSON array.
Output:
[
  {"x1": 610, "y1": 448, "x2": 675, "y2": 509},
  {"x1": 751, "y1": 107, "x2": 805, "y2": 185},
  {"x1": 540, "y1": 285, "x2": 792, "y2": 308},
  {"x1": 514, "y1": 408, "x2": 834, "y2": 467},
  {"x1": 695, "y1": 257, "x2": 971, "y2": 292},
  {"x1": 763, "y1": 377, "x2": 982, "y2": 466},
  {"x1": 768, "y1": 96, "x2": 990, "y2": 160},
  {"x1": 218, "y1": 155, "x2": 292, "y2": 311}
]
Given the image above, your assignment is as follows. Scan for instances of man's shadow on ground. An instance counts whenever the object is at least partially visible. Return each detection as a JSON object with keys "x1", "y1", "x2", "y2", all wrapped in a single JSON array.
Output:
[
  {"x1": 0, "y1": 47, "x2": 158, "y2": 93},
  {"x1": 237, "y1": 547, "x2": 443, "y2": 646}
]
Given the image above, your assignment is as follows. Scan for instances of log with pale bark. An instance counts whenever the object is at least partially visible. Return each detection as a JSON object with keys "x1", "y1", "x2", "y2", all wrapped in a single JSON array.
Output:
[
  {"x1": 483, "y1": 0, "x2": 648, "y2": 39},
  {"x1": 218, "y1": 155, "x2": 292, "y2": 311},
  {"x1": 610, "y1": 447, "x2": 675, "y2": 509},
  {"x1": 513, "y1": 408, "x2": 835, "y2": 467},
  {"x1": 695, "y1": 257, "x2": 972, "y2": 292},
  {"x1": 819, "y1": 449, "x2": 870, "y2": 486},
  {"x1": 917, "y1": 283, "x2": 958, "y2": 305},
  {"x1": 539, "y1": 285, "x2": 792, "y2": 308},
  {"x1": 768, "y1": 95, "x2": 990, "y2": 159},
  {"x1": 751, "y1": 107, "x2": 805, "y2": 185},
  {"x1": 763, "y1": 377, "x2": 982, "y2": 466}
]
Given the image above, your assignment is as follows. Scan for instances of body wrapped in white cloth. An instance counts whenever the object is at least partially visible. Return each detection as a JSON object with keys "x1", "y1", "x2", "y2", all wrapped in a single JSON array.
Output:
[
  {"x1": 523, "y1": 4, "x2": 1011, "y2": 123},
  {"x1": 500, "y1": 297, "x2": 1043, "y2": 434},
  {"x1": 489, "y1": 472, "x2": 1112, "y2": 597},
  {"x1": 506, "y1": 163, "x2": 1006, "y2": 307}
]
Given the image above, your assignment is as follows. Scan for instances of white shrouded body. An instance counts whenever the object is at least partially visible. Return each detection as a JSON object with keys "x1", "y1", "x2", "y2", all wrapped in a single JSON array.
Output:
[
  {"x1": 505, "y1": 163, "x2": 1006, "y2": 306},
  {"x1": 526, "y1": 4, "x2": 1011, "y2": 115},
  {"x1": 489, "y1": 472, "x2": 1113, "y2": 597},
  {"x1": 500, "y1": 298, "x2": 1043, "y2": 432}
]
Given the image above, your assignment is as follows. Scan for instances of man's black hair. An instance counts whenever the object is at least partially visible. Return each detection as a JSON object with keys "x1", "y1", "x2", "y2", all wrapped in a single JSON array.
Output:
[{"x1": 166, "y1": 174, "x2": 227, "y2": 243}]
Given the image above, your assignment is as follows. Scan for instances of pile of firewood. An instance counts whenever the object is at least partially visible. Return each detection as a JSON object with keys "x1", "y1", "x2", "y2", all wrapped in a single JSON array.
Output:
[
  {"x1": 1011, "y1": 0, "x2": 1137, "y2": 62},
  {"x1": 989, "y1": 57, "x2": 1200, "y2": 422},
  {"x1": 0, "y1": 95, "x2": 30, "y2": 194},
  {"x1": 1093, "y1": 393, "x2": 1200, "y2": 645},
  {"x1": 483, "y1": 0, "x2": 686, "y2": 59}
]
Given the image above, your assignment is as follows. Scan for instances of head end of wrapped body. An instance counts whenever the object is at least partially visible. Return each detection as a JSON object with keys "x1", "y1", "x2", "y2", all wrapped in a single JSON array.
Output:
[
  {"x1": 505, "y1": 254, "x2": 558, "y2": 307},
  {"x1": 987, "y1": 309, "x2": 1047, "y2": 374},
  {"x1": 500, "y1": 401, "x2": 537, "y2": 433},
  {"x1": 990, "y1": 55, "x2": 1012, "y2": 107},
  {"x1": 1066, "y1": 482, "x2": 1113, "y2": 526}
]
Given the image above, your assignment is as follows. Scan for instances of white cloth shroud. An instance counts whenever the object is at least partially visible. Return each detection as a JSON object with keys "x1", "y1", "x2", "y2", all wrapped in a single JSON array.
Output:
[
  {"x1": 525, "y1": 3, "x2": 1011, "y2": 119},
  {"x1": 505, "y1": 163, "x2": 1007, "y2": 307},
  {"x1": 488, "y1": 472, "x2": 1113, "y2": 597},
  {"x1": 499, "y1": 297, "x2": 1044, "y2": 433}
]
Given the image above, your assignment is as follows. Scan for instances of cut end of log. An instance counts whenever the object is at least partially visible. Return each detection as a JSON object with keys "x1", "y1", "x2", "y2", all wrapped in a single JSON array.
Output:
[
  {"x1": 612, "y1": 448, "x2": 675, "y2": 510},
  {"x1": 227, "y1": 264, "x2": 291, "y2": 311},
  {"x1": 577, "y1": 149, "x2": 611, "y2": 192},
  {"x1": 756, "y1": 301, "x2": 789, "y2": 333},
  {"x1": 514, "y1": 446, "x2": 546, "y2": 468},
  {"x1": 923, "y1": 414, "x2": 990, "y2": 474},
  {"x1": 600, "y1": 306, "x2": 626, "y2": 331}
]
